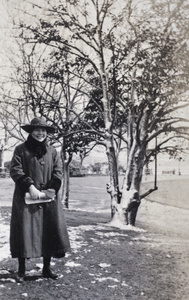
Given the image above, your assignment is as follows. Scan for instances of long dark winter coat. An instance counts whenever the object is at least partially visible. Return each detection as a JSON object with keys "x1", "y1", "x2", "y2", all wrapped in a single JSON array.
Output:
[{"x1": 10, "y1": 135, "x2": 70, "y2": 258}]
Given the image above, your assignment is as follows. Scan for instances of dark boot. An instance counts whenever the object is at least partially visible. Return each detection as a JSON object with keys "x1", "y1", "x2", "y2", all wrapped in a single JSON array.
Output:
[
  {"x1": 42, "y1": 257, "x2": 58, "y2": 280},
  {"x1": 16, "y1": 258, "x2": 25, "y2": 282}
]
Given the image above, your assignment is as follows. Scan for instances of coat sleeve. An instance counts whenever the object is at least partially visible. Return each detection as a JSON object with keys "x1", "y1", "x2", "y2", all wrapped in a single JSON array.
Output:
[
  {"x1": 47, "y1": 148, "x2": 62, "y2": 193},
  {"x1": 10, "y1": 146, "x2": 34, "y2": 192}
]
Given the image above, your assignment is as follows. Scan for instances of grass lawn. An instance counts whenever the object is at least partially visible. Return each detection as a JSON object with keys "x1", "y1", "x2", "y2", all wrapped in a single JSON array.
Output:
[{"x1": 0, "y1": 175, "x2": 189, "y2": 210}]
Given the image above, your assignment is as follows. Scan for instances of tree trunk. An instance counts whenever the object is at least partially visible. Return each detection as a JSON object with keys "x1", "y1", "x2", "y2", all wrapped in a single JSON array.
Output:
[
  {"x1": 111, "y1": 144, "x2": 146, "y2": 226},
  {"x1": 62, "y1": 162, "x2": 70, "y2": 208},
  {"x1": 116, "y1": 108, "x2": 150, "y2": 226},
  {"x1": 60, "y1": 142, "x2": 72, "y2": 209},
  {"x1": 106, "y1": 142, "x2": 119, "y2": 218},
  {"x1": 0, "y1": 141, "x2": 5, "y2": 169},
  {"x1": 0, "y1": 150, "x2": 4, "y2": 169}
]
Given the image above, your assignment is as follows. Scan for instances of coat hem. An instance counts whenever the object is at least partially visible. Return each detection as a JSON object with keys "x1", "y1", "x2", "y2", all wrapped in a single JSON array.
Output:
[{"x1": 11, "y1": 247, "x2": 71, "y2": 259}]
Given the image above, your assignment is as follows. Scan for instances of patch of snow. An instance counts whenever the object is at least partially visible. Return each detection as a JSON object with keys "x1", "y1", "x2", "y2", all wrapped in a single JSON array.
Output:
[
  {"x1": 79, "y1": 285, "x2": 89, "y2": 290},
  {"x1": 146, "y1": 253, "x2": 152, "y2": 257},
  {"x1": 95, "y1": 231, "x2": 127, "y2": 237},
  {"x1": 1, "y1": 278, "x2": 16, "y2": 283},
  {"x1": 21, "y1": 293, "x2": 28, "y2": 297},
  {"x1": 36, "y1": 263, "x2": 43, "y2": 269},
  {"x1": 68, "y1": 226, "x2": 89, "y2": 253},
  {"x1": 0, "y1": 270, "x2": 10, "y2": 275},
  {"x1": 90, "y1": 238, "x2": 101, "y2": 243},
  {"x1": 83, "y1": 249, "x2": 91, "y2": 253},
  {"x1": 121, "y1": 281, "x2": 129, "y2": 287},
  {"x1": 0, "y1": 284, "x2": 5, "y2": 288},
  {"x1": 65, "y1": 253, "x2": 71, "y2": 258},
  {"x1": 0, "y1": 210, "x2": 145, "y2": 264},
  {"x1": 0, "y1": 221, "x2": 11, "y2": 261},
  {"x1": 68, "y1": 223, "x2": 122, "y2": 254},
  {"x1": 35, "y1": 278, "x2": 43, "y2": 282},
  {"x1": 95, "y1": 277, "x2": 119, "y2": 283},
  {"x1": 65, "y1": 261, "x2": 82, "y2": 267},
  {"x1": 107, "y1": 220, "x2": 146, "y2": 232},
  {"x1": 27, "y1": 269, "x2": 39, "y2": 275},
  {"x1": 141, "y1": 291, "x2": 145, "y2": 296},
  {"x1": 75, "y1": 255, "x2": 84, "y2": 260},
  {"x1": 0, "y1": 243, "x2": 10, "y2": 262},
  {"x1": 98, "y1": 263, "x2": 111, "y2": 268},
  {"x1": 0, "y1": 214, "x2": 143, "y2": 263}
]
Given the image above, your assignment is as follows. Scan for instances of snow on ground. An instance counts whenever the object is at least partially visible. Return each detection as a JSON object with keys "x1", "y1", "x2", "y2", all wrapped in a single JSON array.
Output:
[
  {"x1": 0, "y1": 212, "x2": 144, "y2": 263},
  {"x1": 0, "y1": 214, "x2": 142, "y2": 287},
  {"x1": 0, "y1": 215, "x2": 10, "y2": 262},
  {"x1": 1, "y1": 193, "x2": 188, "y2": 290},
  {"x1": 0, "y1": 201, "x2": 188, "y2": 294}
]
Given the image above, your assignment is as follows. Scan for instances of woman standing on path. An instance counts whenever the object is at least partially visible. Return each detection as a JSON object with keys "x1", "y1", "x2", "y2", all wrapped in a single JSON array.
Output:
[{"x1": 10, "y1": 117, "x2": 70, "y2": 282}]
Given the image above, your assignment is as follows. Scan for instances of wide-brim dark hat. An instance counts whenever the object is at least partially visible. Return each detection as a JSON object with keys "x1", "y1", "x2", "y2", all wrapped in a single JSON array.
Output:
[{"x1": 21, "y1": 117, "x2": 56, "y2": 134}]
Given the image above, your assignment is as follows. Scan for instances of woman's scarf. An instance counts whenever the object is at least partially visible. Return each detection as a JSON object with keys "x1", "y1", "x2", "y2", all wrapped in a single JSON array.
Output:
[{"x1": 25, "y1": 134, "x2": 47, "y2": 158}]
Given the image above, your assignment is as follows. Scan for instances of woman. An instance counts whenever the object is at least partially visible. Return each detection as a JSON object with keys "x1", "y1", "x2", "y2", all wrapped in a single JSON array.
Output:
[{"x1": 10, "y1": 117, "x2": 70, "y2": 282}]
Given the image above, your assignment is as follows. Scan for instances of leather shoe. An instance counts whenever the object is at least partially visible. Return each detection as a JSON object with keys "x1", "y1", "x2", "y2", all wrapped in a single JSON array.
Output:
[
  {"x1": 16, "y1": 272, "x2": 25, "y2": 283},
  {"x1": 42, "y1": 267, "x2": 58, "y2": 279}
]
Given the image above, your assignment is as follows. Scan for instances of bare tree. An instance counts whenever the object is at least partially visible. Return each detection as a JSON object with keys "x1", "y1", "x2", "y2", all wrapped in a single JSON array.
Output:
[{"x1": 3, "y1": 0, "x2": 189, "y2": 225}]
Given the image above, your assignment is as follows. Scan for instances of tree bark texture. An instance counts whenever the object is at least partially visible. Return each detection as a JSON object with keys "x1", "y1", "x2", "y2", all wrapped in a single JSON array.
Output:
[
  {"x1": 62, "y1": 162, "x2": 70, "y2": 209},
  {"x1": 112, "y1": 108, "x2": 150, "y2": 225}
]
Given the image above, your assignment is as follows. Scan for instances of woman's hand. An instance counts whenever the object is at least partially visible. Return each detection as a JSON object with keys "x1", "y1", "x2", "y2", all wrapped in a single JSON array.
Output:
[{"x1": 29, "y1": 185, "x2": 40, "y2": 200}]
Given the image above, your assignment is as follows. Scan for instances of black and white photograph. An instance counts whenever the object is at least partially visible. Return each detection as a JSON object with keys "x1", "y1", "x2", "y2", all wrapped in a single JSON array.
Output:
[{"x1": 0, "y1": 0, "x2": 188, "y2": 299}]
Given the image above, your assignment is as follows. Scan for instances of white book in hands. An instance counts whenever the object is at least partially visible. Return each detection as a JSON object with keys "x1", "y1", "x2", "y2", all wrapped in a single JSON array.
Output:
[{"x1": 25, "y1": 189, "x2": 56, "y2": 205}]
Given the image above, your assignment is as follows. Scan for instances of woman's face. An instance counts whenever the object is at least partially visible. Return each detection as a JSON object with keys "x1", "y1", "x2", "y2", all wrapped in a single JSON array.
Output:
[{"x1": 31, "y1": 127, "x2": 47, "y2": 142}]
